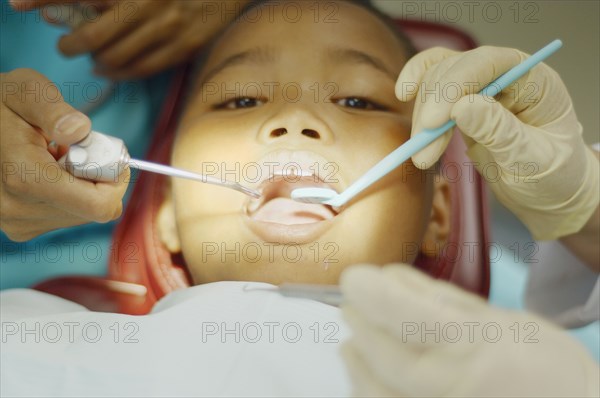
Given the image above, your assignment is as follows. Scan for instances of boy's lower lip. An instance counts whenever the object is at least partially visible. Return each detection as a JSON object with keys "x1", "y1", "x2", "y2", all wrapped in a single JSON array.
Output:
[{"x1": 242, "y1": 215, "x2": 336, "y2": 244}]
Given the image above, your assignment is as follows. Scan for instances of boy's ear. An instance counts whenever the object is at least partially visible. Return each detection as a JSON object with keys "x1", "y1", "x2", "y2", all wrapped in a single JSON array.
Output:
[
  {"x1": 157, "y1": 194, "x2": 181, "y2": 253},
  {"x1": 421, "y1": 174, "x2": 451, "y2": 257}
]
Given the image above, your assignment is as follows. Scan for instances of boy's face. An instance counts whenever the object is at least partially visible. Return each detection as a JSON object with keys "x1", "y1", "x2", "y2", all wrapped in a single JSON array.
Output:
[{"x1": 159, "y1": 1, "x2": 443, "y2": 285}]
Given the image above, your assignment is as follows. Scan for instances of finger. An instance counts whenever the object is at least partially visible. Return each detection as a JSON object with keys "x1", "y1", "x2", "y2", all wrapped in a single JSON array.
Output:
[
  {"x1": 452, "y1": 94, "x2": 555, "y2": 168},
  {"x1": 0, "y1": 104, "x2": 46, "y2": 149},
  {"x1": 99, "y1": 37, "x2": 189, "y2": 80},
  {"x1": 395, "y1": 47, "x2": 459, "y2": 102},
  {"x1": 405, "y1": 52, "x2": 463, "y2": 169},
  {"x1": 58, "y1": 1, "x2": 152, "y2": 56},
  {"x1": 1, "y1": 69, "x2": 90, "y2": 145},
  {"x1": 420, "y1": 46, "x2": 527, "y2": 131},
  {"x1": 79, "y1": 0, "x2": 117, "y2": 11},
  {"x1": 410, "y1": 128, "x2": 454, "y2": 170},
  {"x1": 94, "y1": 7, "x2": 181, "y2": 70},
  {"x1": 50, "y1": 166, "x2": 129, "y2": 222},
  {"x1": 99, "y1": 20, "x2": 209, "y2": 80},
  {"x1": 46, "y1": 141, "x2": 70, "y2": 160},
  {"x1": 494, "y1": 62, "x2": 570, "y2": 127},
  {"x1": 2, "y1": 144, "x2": 128, "y2": 223},
  {"x1": 98, "y1": 11, "x2": 227, "y2": 80},
  {"x1": 41, "y1": 4, "x2": 87, "y2": 28},
  {"x1": 2, "y1": 219, "x2": 89, "y2": 242},
  {"x1": 409, "y1": 47, "x2": 525, "y2": 169},
  {"x1": 0, "y1": 197, "x2": 91, "y2": 241}
]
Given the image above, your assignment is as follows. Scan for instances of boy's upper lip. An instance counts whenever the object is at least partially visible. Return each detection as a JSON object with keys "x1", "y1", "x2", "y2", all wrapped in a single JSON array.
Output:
[{"x1": 248, "y1": 149, "x2": 345, "y2": 192}]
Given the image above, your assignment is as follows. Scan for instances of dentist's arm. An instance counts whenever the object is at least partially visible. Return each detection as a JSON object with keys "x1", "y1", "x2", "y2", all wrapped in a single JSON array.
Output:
[{"x1": 0, "y1": 69, "x2": 128, "y2": 241}]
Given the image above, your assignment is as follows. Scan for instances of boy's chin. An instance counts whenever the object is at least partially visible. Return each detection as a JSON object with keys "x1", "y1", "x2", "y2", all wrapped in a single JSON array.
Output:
[
  {"x1": 242, "y1": 215, "x2": 337, "y2": 245},
  {"x1": 187, "y1": 256, "x2": 348, "y2": 286}
]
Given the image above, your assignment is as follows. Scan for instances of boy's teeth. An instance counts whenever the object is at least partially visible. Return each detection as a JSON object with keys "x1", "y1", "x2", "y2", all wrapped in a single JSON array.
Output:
[{"x1": 272, "y1": 169, "x2": 313, "y2": 178}]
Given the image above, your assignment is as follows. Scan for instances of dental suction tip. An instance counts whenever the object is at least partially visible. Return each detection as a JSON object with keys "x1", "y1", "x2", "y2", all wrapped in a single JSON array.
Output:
[{"x1": 291, "y1": 187, "x2": 337, "y2": 204}]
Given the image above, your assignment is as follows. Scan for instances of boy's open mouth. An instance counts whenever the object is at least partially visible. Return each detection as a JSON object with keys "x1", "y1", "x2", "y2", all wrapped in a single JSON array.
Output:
[{"x1": 246, "y1": 174, "x2": 339, "y2": 225}]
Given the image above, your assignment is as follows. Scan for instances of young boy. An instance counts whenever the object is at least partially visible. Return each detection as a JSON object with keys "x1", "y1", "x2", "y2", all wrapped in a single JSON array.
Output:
[{"x1": 155, "y1": 0, "x2": 450, "y2": 285}]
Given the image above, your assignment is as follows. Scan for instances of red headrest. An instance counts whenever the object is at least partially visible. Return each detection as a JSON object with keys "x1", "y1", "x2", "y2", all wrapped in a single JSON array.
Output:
[{"x1": 35, "y1": 20, "x2": 490, "y2": 314}]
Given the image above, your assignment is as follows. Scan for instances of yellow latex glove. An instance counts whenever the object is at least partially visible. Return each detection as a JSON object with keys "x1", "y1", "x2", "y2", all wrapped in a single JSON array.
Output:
[
  {"x1": 340, "y1": 264, "x2": 600, "y2": 398},
  {"x1": 396, "y1": 46, "x2": 599, "y2": 240}
]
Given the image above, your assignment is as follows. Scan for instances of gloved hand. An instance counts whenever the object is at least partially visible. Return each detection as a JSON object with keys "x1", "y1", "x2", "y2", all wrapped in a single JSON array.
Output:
[
  {"x1": 340, "y1": 264, "x2": 600, "y2": 398},
  {"x1": 395, "y1": 46, "x2": 599, "y2": 240},
  {"x1": 0, "y1": 68, "x2": 129, "y2": 241}
]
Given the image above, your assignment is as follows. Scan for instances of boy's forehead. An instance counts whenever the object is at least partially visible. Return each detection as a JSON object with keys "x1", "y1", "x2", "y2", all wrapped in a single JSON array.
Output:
[{"x1": 203, "y1": 1, "x2": 406, "y2": 74}]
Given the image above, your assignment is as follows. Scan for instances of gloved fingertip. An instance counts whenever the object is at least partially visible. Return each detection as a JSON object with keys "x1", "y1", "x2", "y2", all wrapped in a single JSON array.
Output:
[
  {"x1": 395, "y1": 79, "x2": 418, "y2": 102},
  {"x1": 410, "y1": 135, "x2": 448, "y2": 169},
  {"x1": 410, "y1": 156, "x2": 432, "y2": 170},
  {"x1": 395, "y1": 64, "x2": 421, "y2": 102}
]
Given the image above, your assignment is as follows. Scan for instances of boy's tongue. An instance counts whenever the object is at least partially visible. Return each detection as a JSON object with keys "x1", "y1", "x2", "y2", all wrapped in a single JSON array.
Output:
[{"x1": 250, "y1": 197, "x2": 334, "y2": 225}]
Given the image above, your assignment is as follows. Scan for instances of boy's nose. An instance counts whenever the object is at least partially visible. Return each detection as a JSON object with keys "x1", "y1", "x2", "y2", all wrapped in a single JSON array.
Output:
[
  {"x1": 257, "y1": 106, "x2": 335, "y2": 144},
  {"x1": 269, "y1": 128, "x2": 320, "y2": 139}
]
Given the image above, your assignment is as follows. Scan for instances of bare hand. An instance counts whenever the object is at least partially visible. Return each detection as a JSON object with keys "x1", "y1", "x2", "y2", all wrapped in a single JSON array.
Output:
[
  {"x1": 0, "y1": 68, "x2": 129, "y2": 241},
  {"x1": 11, "y1": 0, "x2": 251, "y2": 80}
]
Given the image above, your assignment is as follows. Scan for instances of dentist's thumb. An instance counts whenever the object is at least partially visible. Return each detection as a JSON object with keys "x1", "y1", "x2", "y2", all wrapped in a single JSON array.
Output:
[{"x1": 2, "y1": 68, "x2": 91, "y2": 146}]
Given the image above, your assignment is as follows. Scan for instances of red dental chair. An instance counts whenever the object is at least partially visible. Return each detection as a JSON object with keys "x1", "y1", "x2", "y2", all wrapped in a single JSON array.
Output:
[{"x1": 33, "y1": 20, "x2": 489, "y2": 315}]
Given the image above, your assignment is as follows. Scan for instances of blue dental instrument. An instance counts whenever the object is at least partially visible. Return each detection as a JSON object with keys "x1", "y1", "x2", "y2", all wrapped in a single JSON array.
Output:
[{"x1": 291, "y1": 39, "x2": 563, "y2": 207}]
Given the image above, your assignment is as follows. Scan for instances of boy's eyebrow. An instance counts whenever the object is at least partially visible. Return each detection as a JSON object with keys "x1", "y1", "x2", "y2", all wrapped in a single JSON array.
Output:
[
  {"x1": 328, "y1": 47, "x2": 397, "y2": 80},
  {"x1": 200, "y1": 47, "x2": 277, "y2": 84},
  {"x1": 198, "y1": 46, "x2": 396, "y2": 86}
]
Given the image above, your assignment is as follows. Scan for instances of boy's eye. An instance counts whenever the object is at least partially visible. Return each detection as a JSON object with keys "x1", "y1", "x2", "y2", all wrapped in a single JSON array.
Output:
[
  {"x1": 335, "y1": 97, "x2": 385, "y2": 111},
  {"x1": 216, "y1": 97, "x2": 265, "y2": 110}
]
